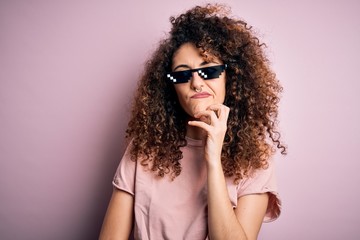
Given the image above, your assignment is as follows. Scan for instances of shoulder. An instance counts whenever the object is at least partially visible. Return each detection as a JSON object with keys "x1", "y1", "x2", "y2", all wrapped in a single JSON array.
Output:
[{"x1": 112, "y1": 143, "x2": 137, "y2": 196}]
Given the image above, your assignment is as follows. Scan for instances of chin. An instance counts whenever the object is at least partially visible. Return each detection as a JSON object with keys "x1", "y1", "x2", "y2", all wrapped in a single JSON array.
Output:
[{"x1": 189, "y1": 104, "x2": 209, "y2": 116}]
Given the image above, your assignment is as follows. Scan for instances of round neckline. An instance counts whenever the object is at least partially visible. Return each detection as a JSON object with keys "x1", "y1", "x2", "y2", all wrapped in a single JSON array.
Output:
[{"x1": 185, "y1": 136, "x2": 204, "y2": 147}]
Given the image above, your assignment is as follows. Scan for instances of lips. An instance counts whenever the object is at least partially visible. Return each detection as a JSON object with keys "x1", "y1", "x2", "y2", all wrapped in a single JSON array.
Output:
[{"x1": 191, "y1": 92, "x2": 212, "y2": 99}]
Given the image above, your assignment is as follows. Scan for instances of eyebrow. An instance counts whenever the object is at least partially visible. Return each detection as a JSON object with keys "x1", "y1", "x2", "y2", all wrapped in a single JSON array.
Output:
[{"x1": 173, "y1": 61, "x2": 218, "y2": 71}]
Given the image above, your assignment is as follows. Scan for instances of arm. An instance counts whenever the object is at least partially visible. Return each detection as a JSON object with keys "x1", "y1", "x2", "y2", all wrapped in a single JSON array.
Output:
[
  {"x1": 99, "y1": 188, "x2": 134, "y2": 240},
  {"x1": 206, "y1": 157, "x2": 269, "y2": 240},
  {"x1": 189, "y1": 104, "x2": 269, "y2": 240},
  {"x1": 235, "y1": 193, "x2": 269, "y2": 239}
]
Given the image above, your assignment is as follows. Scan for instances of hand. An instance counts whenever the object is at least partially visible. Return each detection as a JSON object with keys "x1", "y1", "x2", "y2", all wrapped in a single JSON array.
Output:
[{"x1": 188, "y1": 104, "x2": 230, "y2": 166}]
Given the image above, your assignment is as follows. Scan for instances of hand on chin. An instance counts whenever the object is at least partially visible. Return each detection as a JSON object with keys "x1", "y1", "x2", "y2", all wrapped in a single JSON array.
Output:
[
  {"x1": 189, "y1": 102, "x2": 212, "y2": 125},
  {"x1": 190, "y1": 103, "x2": 208, "y2": 118}
]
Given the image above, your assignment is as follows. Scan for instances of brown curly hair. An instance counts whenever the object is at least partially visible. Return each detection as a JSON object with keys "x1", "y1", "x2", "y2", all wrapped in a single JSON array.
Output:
[{"x1": 125, "y1": 4, "x2": 286, "y2": 182}]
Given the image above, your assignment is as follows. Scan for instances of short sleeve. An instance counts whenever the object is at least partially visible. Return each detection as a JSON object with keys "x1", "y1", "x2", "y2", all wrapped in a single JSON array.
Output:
[
  {"x1": 237, "y1": 159, "x2": 281, "y2": 222},
  {"x1": 112, "y1": 144, "x2": 136, "y2": 196}
]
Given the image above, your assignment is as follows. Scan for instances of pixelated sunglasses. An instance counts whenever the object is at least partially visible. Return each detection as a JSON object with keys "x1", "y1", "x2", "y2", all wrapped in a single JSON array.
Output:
[{"x1": 166, "y1": 64, "x2": 227, "y2": 84}]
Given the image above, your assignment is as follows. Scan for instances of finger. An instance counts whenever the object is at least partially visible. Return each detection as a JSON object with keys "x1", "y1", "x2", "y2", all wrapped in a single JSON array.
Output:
[
  {"x1": 194, "y1": 110, "x2": 218, "y2": 125},
  {"x1": 207, "y1": 104, "x2": 230, "y2": 121},
  {"x1": 219, "y1": 106, "x2": 230, "y2": 122},
  {"x1": 207, "y1": 103, "x2": 223, "y2": 113},
  {"x1": 214, "y1": 107, "x2": 221, "y2": 118},
  {"x1": 199, "y1": 115, "x2": 211, "y2": 125},
  {"x1": 194, "y1": 110, "x2": 218, "y2": 120},
  {"x1": 188, "y1": 120, "x2": 212, "y2": 132}
]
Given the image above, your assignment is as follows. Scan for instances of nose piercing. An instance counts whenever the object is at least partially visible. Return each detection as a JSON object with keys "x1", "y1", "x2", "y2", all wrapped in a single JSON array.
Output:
[{"x1": 195, "y1": 86, "x2": 202, "y2": 93}]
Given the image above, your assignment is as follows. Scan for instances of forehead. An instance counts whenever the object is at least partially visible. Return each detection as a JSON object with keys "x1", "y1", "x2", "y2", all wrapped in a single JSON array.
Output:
[{"x1": 172, "y1": 43, "x2": 219, "y2": 64}]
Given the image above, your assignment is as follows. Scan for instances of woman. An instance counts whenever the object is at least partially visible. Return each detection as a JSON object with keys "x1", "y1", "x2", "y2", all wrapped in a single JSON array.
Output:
[{"x1": 100, "y1": 4, "x2": 286, "y2": 240}]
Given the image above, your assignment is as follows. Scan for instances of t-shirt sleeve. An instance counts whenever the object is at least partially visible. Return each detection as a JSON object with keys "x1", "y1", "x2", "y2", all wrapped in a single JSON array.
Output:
[
  {"x1": 112, "y1": 144, "x2": 136, "y2": 196},
  {"x1": 237, "y1": 159, "x2": 281, "y2": 222}
]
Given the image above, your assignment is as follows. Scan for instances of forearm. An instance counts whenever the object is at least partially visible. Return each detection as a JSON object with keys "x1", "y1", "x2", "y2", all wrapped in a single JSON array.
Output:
[{"x1": 207, "y1": 161, "x2": 247, "y2": 240}]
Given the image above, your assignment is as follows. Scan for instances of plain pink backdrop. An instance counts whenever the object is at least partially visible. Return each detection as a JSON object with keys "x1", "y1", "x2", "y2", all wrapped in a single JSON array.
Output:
[{"x1": 1, "y1": 1, "x2": 359, "y2": 239}]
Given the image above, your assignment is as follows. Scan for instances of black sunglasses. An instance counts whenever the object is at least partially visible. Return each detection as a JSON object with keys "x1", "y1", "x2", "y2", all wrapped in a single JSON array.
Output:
[{"x1": 166, "y1": 64, "x2": 227, "y2": 84}]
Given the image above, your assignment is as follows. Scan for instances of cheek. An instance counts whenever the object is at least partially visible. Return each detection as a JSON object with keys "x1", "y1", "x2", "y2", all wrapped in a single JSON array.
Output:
[
  {"x1": 209, "y1": 80, "x2": 226, "y2": 103},
  {"x1": 174, "y1": 86, "x2": 188, "y2": 106},
  {"x1": 174, "y1": 85, "x2": 185, "y2": 97},
  {"x1": 216, "y1": 84, "x2": 226, "y2": 101},
  {"x1": 177, "y1": 96, "x2": 188, "y2": 110},
  {"x1": 219, "y1": 76, "x2": 227, "y2": 102}
]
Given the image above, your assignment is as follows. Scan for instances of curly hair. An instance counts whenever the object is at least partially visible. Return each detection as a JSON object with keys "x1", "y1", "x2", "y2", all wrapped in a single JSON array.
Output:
[{"x1": 125, "y1": 4, "x2": 286, "y2": 182}]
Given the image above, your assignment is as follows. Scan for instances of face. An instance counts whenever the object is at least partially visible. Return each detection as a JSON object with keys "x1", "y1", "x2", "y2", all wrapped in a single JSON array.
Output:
[{"x1": 171, "y1": 43, "x2": 226, "y2": 118}]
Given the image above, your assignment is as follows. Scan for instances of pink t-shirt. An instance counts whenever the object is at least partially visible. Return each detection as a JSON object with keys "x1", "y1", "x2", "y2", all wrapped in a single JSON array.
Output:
[{"x1": 113, "y1": 137, "x2": 281, "y2": 240}]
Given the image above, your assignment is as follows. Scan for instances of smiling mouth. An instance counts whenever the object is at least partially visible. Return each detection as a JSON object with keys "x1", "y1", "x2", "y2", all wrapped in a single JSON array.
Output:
[{"x1": 191, "y1": 93, "x2": 212, "y2": 99}]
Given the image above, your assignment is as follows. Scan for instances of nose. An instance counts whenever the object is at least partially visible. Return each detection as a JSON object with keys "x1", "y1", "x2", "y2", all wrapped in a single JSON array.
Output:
[{"x1": 190, "y1": 71, "x2": 204, "y2": 90}]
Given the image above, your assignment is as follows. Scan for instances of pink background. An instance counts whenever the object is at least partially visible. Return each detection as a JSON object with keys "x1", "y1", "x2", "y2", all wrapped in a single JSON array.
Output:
[{"x1": 1, "y1": 1, "x2": 359, "y2": 239}]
